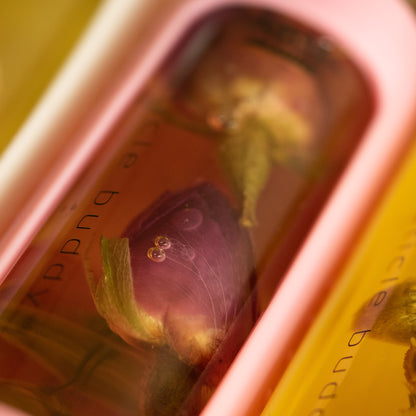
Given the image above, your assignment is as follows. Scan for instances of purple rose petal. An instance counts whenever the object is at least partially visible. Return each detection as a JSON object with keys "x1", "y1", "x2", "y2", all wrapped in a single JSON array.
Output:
[{"x1": 122, "y1": 182, "x2": 255, "y2": 365}]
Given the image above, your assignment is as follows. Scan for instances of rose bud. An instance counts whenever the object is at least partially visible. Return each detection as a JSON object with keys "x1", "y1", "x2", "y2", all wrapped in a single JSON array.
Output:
[
  {"x1": 354, "y1": 279, "x2": 416, "y2": 344},
  {"x1": 88, "y1": 183, "x2": 255, "y2": 367},
  {"x1": 167, "y1": 27, "x2": 322, "y2": 227}
]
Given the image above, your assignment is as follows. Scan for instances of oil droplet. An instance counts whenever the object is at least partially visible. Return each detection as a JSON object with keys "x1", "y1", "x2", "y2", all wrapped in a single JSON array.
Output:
[
  {"x1": 147, "y1": 247, "x2": 166, "y2": 262},
  {"x1": 171, "y1": 208, "x2": 203, "y2": 230},
  {"x1": 155, "y1": 235, "x2": 171, "y2": 249}
]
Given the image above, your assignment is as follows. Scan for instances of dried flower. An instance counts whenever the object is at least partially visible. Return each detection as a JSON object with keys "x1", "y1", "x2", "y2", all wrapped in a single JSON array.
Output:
[
  {"x1": 88, "y1": 183, "x2": 255, "y2": 366},
  {"x1": 356, "y1": 282, "x2": 416, "y2": 415},
  {"x1": 355, "y1": 280, "x2": 416, "y2": 344},
  {"x1": 166, "y1": 37, "x2": 319, "y2": 227},
  {"x1": 201, "y1": 74, "x2": 313, "y2": 228}
]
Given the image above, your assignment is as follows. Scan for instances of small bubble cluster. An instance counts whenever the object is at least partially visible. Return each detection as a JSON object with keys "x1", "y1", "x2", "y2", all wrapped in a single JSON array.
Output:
[{"x1": 147, "y1": 236, "x2": 171, "y2": 263}]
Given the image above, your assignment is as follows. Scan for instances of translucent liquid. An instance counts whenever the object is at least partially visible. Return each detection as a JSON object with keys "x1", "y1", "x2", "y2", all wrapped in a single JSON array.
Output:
[{"x1": 0, "y1": 7, "x2": 372, "y2": 416}]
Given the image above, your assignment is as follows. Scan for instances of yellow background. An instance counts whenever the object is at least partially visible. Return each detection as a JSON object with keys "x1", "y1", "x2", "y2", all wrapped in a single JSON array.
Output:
[
  {"x1": 262, "y1": 134, "x2": 416, "y2": 414},
  {"x1": 0, "y1": 0, "x2": 101, "y2": 152}
]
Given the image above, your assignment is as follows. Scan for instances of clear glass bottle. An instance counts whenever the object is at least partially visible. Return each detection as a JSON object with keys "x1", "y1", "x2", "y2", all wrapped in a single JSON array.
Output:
[{"x1": 0, "y1": 6, "x2": 372, "y2": 416}]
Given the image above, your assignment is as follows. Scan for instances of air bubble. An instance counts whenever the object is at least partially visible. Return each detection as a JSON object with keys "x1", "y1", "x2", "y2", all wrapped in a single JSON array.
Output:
[
  {"x1": 155, "y1": 235, "x2": 171, "y2": 249},
  {"x1": 147, "y1": 247, "x2": 166, "y2": 262}
]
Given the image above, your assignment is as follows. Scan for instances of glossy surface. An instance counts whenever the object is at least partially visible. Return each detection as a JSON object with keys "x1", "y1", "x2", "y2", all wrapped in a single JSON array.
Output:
[{"x1": 0, "y1": 7, "x2": 372, "y2": 415}]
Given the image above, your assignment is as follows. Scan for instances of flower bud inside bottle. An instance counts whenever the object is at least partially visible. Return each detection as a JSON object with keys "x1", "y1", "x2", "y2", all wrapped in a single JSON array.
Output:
[{"x1": 0, "y1": 6, "x2": 373, "y2": 416}]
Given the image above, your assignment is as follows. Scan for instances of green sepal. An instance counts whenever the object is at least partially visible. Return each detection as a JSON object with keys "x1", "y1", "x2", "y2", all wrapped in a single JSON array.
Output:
[
  {"x1": 213, "y1": 77, "x2": 312, "y2": 228},
  {"x1": 88, "y1": 237, "x2": 164, "y2": 347},
  {"x1": 219, "y1": 123, "x2": 271, "y2": 228}
]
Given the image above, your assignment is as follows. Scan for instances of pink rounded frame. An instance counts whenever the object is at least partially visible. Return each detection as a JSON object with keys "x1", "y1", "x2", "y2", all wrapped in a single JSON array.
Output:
[{"x1": 0, "y1": 0, "x2": 416, "y2": 415}]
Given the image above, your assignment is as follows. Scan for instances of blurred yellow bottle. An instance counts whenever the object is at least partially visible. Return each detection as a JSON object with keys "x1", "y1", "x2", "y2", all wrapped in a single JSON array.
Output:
[
  {"x1": 261, "y1": 129, "x2": 416, "y2": 415},
  {"x1": 0, "y1": 0, "x2": 101, "y2": 152}
]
